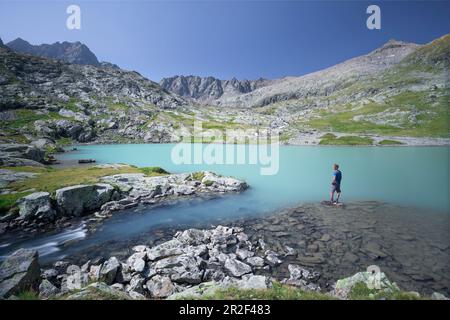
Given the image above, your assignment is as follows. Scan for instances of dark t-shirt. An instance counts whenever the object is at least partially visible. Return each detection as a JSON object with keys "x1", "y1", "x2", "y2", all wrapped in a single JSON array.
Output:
[{"x1": 333, "y1": 170, "x2": 342, "y2": 184}]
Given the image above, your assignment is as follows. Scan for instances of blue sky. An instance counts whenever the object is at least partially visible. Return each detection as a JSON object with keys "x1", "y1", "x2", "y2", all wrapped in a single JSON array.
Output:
[{"x1": 0, "y1": 1, "x2": 449, "y2": 81}]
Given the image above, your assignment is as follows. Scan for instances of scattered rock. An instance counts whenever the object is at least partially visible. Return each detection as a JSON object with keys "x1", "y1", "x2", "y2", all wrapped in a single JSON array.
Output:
[
  {"x1": 431, "y1": 292, "x2": 449, "y2": 300},
  {"x1": 265, "y1": 251, "x2": 282, "y2": 267},
  {"x1": 224, "y1": 258, "x2": 252, "y2": 277},
  {"x1": 246, "y1": 256, "x2": 265, "y2": 268},
  {"x1": 99, "y1": 257, "x2": 121, "y2": 285},
  {"x1": 333, "y1": 271, "x2": 399, "y2": 299},
  {"x1": 146, "y1": 275, "x2": 175, "y2": 298},
  {"x1": 39, "y1": 279, "x2": 59, "y2": 298},
  {"x1": 78, "y1": 159, "x2": 96, "y2": 164}
]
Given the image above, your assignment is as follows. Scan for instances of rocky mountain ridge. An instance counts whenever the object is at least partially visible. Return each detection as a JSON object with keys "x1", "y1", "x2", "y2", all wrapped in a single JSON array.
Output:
[
  {"x1": 0, "y1": 34, "x2": 448, "y2": 150},
  {"x1": 0, "y1": 42, "x2": 189, "y2": 147},
  {"x1": 160, "y1": 75, "x2": 271, "y2": 103},
  {"x1": 6, "y1": 38, "x2": 100, "y2": 66},
  {"x1": 212, "y1": 39, "x2": 422, "y2": 108}
]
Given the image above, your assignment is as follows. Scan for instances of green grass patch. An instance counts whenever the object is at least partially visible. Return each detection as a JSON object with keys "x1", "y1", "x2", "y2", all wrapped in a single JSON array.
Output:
[
  {"x1": 0, "y1": 134, "x2": 30, "y2": 144},
  {"x1": 319, "y1": 135, "x2": 373, "y2": 145},
  {"x1": 191, "y1": 172, "x2": 205, "y2": 182},
  {"x1": 0, "y1": 109, "x2": 66, "y2": 131},
  {"x1": 0, "y1": 191, "x2": 31, "y2": 215},
  {"x1": 7, "y1": 166, "x2": 143, "y2": 194},
  {"x1": 307, "y1": 90, "x2": 449, "y2": 137},
  {"x1": 203, "y1": 180, "x2": 214, "y2": 187},
  {"x1": 56, "y1": 137, "x2": 73, "y2": 146},
  {"x1": 0, "y1": 166, "x2": 49, "y2": 173},
  {"x1": 181, "y1": 282, "x2": 426, "y2": 301},
  {"x1": 378, "y1": 139, "x2": 404, "y2": 145},
  {"x1": 348, "y1": 282, "x2": 422, "y2": 300},
  {"x1": 187, "y1": 282, "x2": 336, "y2": 300},
  {"x1": 320, "y1": 133, "x2": 337, "y2": 139},
  {"x1": 16, "y1": 290, "x2": 39, "y2": 300},
  {"x1": 139, "y1": 166, "x2": 169, "y2": 176}
]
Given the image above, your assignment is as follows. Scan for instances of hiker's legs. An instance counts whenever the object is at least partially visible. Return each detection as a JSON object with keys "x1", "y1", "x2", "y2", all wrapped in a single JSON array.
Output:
[
  {"x1": 336, "y1": 192, "x2": 341, "y2": 203},
  {"x1": 330, "y1": 190, "x2": 334, "y2": 202}
]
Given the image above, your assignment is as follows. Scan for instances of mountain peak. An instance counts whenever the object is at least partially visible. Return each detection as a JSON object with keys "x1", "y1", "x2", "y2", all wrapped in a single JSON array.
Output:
[
  {"x1": 6, "y1": 38, "x2": 99, "y2": 66},
  {"x1": 379, "y1": 38, "x2": 415, "y2": 50}
]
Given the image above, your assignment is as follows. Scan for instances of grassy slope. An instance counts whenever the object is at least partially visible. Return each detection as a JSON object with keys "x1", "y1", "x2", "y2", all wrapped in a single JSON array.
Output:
[
  {"x1": 15, "y1": 281, "x2": 425, "y2": 300},
  {"x1": 179, "y1": 282, "x2": 424, "y2": 301},
  {"x1": 307, "y1": 90, "x2": 449, "y2": 137},
  {"x1": 1, "y1": 36, "x2": 448, "y2": 145},
  {"x1": 318, "y1": 133, "x2": 374, "y2": 146},
  {"x1": 0, "y1": 165, "x2": 168, "y2": 214},
  {"x1": 304, "y1": 35, "x2": 450, "y2": 138}
]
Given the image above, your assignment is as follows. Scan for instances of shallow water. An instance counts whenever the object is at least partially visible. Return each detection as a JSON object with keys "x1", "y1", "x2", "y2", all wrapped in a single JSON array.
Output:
[{"x1": 0, "y1": 144, "x2": 449, "y2": 294}]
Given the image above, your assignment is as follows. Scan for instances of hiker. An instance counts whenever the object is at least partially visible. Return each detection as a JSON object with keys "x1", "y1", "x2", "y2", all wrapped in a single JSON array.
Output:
[{"x1": 330, "y1": 164, "x2": 342, "y2": 204}]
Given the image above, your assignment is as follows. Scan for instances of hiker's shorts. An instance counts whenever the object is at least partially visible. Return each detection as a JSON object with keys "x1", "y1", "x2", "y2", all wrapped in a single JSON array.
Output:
[{"x1": 331, "y1": 183, "x2": 341, "y2": 193}]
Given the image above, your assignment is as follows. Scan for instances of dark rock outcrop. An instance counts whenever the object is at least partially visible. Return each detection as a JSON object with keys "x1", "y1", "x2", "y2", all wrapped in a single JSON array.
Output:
[{"x1": 160, "y1": 75, "x2": 271, "y2": 102}]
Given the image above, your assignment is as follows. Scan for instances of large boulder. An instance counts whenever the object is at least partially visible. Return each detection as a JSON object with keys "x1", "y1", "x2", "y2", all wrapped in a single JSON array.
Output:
[
  {"x1": 17, "y1": 192, "x2": 56, "y2": 221},
  {"x1": 0, "y1": 144, "x2": 45, "y2": 163},
  {"x1": 99, "y1": 257, "x2": 121, "y2": 285},
  {"x1": 125, "y1": 252, "x2": 146, "y2": 273},
  {"x1": 0, "y1": 156, "x2": 44, "y2": 167},
  {"x1": 146, "y1": 239, "x2": 184, "y2": 261},
  {"x1": 55, "y1": 183, "x2": 114, "y2": 216},
  {"x1": 0, "y1": 249, "x2": 41, "y2": 298},
  {"x1": 202, "y1": 171, "x2": 249, "y2": 192}
]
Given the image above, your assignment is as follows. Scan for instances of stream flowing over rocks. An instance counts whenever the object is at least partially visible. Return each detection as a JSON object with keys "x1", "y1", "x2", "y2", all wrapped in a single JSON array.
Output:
[
  {"x1": 1, "y1": 223, "x2": 448, "y2": 300},
  {"x1": 39, "y1": 201, "x2": 449, "y2": 299}
]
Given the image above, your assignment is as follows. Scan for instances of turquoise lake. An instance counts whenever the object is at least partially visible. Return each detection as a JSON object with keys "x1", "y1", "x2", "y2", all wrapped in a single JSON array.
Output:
[
  {"x1": 1, "y1": 144, "x2": 449, "y2": 262},
  {"x1": 59, "y1": 144, "x2": 449, "y2": 211}
]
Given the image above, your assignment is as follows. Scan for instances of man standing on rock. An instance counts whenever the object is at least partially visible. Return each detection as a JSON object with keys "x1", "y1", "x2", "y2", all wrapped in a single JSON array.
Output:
[{"x1": 330, "y1": 164, "x2": 342, "y2": 204}]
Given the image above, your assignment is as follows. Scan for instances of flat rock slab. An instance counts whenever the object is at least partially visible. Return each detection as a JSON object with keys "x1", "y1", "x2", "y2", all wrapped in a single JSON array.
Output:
[{"x1": 321, "y1": 201, "x2": 345, "y2": 208}]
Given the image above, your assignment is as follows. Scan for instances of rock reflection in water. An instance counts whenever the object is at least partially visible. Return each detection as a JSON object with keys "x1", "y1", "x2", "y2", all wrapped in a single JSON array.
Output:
[{"x1": 234, "y1": 201, "x2": 450, "y2": 295}]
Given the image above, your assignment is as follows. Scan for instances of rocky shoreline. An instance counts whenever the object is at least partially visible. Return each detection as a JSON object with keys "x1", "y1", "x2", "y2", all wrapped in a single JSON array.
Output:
[
  {"x1": 0, "y1": 164, "x2": 248, "y2": 235},
  {"x1": 286, "y1": 132, "x2": 450, "y2": 146},
  {"x1": 1, "y1": 224, "x2": 448, "y2": 300}
]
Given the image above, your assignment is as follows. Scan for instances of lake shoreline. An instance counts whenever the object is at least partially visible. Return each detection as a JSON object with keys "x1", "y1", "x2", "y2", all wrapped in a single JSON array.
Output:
[
  {"x1": 2, "y1": 200, "x2": 448, "y2": 300},
  {"x1": 58, "y1": 134, "x2": 450, "y2": 149}
]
